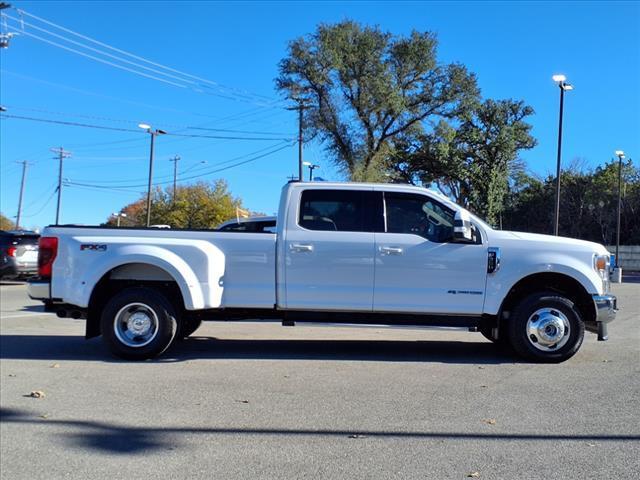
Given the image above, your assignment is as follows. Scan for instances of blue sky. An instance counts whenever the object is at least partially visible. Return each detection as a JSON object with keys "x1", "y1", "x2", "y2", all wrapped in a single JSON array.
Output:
[{"x1": 1, "y1": 0, "x2": 638, "y2": 229}]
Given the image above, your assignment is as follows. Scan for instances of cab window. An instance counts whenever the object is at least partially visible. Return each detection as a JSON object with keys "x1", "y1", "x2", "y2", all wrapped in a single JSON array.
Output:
[{"x1": 384, "y1": 192, "x2": 455, "y2": 243}]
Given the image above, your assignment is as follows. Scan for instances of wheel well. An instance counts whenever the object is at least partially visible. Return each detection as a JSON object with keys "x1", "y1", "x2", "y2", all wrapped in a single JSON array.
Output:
[
  {"x1": 498, "y1": 273, "x2": 595, "y2": 326},
  {"x1": 86, "y1": 264, "x2": 185, "y2": 339}
]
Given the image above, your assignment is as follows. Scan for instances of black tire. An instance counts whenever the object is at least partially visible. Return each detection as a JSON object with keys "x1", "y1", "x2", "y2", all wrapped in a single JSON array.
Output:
[
  {"x1": 508, "y1": 292, "x2": 585, "y2": 363},
  {"x1": 100, "y1": 287, "x2": 178, "y2": 360},
  {"x1": 178, "y1": 318, "x2": 202, "y2": 339}
]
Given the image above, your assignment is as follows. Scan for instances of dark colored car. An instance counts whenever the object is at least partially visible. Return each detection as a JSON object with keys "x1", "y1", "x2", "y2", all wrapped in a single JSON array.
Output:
[
  {"x1": 216, "y1": 216, "x2": 277, "y2": 233},
  {"x1": 0, "y1": 230, "x2": 40, "y2": 280}
]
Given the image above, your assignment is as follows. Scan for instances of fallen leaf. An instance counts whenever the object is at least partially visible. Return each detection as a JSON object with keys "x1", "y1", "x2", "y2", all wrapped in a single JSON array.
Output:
[
  {"x1": 480, "y1": 385, "x2": 488, "y2": 388},
  {"x1": 587, "y1": 442, "x2": 596, "y2": 447},
  {"x1": 477, "y1": 366, "x2": 485, "y2": 370},
  {"x1": 348, "y1": 434, "x2": 366, "y2": 439},
  {"x1": 602, "y1": 359, "x2": 611, "y2": 363},
  {"x1": 39, "y1": 414, "x2": 49, "y2": 419},
  {"x1": 8, "y1": 374, "x2": 16, "y2": 377},
  {"x1": 482, "y1": 418, "x2": 496, "y2": 425},
  {"x1": 235, "y1": 399, "x2": 249, "y2": 404},
  {"x1": 467, "y1": 472, "x2": 480, "y2": 478},
  {"x1": 28, "y1": 391, "x2": 46, "y2": 399},
  {"x1": 50, "y1": 363, "x2": 60, "y2": 368}
]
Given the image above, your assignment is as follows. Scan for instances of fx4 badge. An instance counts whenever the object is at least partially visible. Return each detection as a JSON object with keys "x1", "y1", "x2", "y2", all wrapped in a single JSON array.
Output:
[{"x1": 80, "y1": 244, "x2": 107, "y2": 251}]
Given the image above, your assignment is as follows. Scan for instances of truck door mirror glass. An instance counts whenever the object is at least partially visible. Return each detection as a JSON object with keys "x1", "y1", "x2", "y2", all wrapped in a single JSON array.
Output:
[{"x1": 453, "y1": 209, "x2": 474, "y2": 243}]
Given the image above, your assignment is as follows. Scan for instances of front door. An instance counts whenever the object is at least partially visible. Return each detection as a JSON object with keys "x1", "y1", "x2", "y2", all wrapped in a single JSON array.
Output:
[{"x1": 373, "y1": 191, "x2": 487, "y2": 315}]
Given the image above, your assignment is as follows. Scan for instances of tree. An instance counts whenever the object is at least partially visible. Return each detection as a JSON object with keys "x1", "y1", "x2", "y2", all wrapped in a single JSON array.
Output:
[
  {"x1": 392, "y1": 99, "x2": 537, "y2": 225},
  {"x1": 106, "y1": 180, "x2": 244, "y2": 229},
  {"x1": 276, "y1": 20, "x2": 479, "y2": 181},
  {"x1": 502, "y1": 159, "x2": 640, "y2": 244},
  {"x1": 0, "y1": 212, "x2": 14, "y2": 230}
]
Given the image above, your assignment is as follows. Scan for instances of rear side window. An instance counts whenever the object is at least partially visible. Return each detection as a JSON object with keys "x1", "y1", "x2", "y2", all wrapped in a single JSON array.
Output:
[{"x1": 299, "y1": 190, "x2": 381, "y2": 232}]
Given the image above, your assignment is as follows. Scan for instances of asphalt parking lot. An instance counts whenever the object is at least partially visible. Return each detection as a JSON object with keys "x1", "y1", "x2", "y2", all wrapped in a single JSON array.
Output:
[{"x1": 1, "y1": 281, "x2": 638, "y2": 480}]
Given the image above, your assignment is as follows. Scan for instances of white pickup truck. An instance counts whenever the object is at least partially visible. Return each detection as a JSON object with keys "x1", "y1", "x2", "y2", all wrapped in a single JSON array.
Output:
[{"x1": 28, "y1": 182, "x2": 617, "y2": 362}]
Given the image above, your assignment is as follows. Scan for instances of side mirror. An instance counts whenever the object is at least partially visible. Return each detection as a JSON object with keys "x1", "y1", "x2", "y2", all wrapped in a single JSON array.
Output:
[{"x1": 453, "y1": 209, "x2": 473, "y2": 243}]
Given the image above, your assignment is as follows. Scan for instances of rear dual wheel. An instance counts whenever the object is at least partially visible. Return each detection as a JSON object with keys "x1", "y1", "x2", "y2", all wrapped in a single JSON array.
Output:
[{"x1": 101, "y1": 287, "x2": 178, "y2": 360}]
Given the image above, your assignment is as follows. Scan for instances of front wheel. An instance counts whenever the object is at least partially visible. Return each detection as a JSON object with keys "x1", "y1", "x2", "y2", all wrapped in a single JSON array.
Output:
[
  {"x1": 100, "y1": 287, "x2": 178, "y2": 360},
  {"x1": 508, "y1": 292, "x2": 585, "y2": 363}
]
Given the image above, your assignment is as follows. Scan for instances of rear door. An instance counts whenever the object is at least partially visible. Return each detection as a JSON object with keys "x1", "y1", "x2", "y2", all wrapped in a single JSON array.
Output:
[{"x1": 283, "y1": 188, "x2": 382, "y2": 311}]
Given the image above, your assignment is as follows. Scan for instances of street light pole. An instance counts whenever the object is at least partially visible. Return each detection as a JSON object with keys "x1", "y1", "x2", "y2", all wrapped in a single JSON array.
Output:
[
  {"x1": 614, "y1": 150, "x2": 625, "y2": 270},
  {"x1": 552, "y1": 74, "x2": 573, "y2": 236},
  {"x1": 145, "y1": 132, "x2": 156, "y2": 227},
  {"x1": 139, "y1": 123, "x2": 166, "y2": 227},
  {"x1": 303, "y1": 161, "x2": 319, "y2": 181}
]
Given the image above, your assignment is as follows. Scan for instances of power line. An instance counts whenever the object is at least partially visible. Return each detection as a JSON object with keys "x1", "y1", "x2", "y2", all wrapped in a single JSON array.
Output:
[
  {"x1": 21, "y1": 188, "x2": 58, "y2": 218},
  {"x1": 69, "y1": 142, "x2": 294, "y2": 189},
  {"x1": 4, "y1": 105, "x2": 294, "y2": 136},
  {"x1": 1, "y1": 113, "x2": 141, "y2": 132},
  {"x1": 16, "y1": 8, "x2": 280, "y2": 104},
  {"x1": 64, "y1": 182, "x2": 144, "y2": 195},
  {"x1": 10, "y1": 29, "x2": 192, "y2": 89},
  {"x1": 0, "y1": 113, "x2": 294, "y2": 141},
  {"x1": 0, "y1": 69, "x2": 224, "y2": 120},
  {"x1": 69, "y1": 141, "x2": 292, "y2": 184},
  {"x1": 4, "y1": 10, "x2": 283, "y2": 107}
]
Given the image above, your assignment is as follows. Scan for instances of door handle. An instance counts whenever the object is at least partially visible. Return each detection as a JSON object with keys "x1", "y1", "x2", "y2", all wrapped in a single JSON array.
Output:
[
  {"x1": 290, "y1": 243, "x2": 314, "y2": 253},
  {"x1": 379, "y1": 246, "x2": 403, "y2": 255}
]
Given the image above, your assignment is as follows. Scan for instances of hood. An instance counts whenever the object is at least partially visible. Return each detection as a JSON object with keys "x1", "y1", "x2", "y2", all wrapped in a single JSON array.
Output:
[{"x1": 488, "y1": 229, "x2": 609, "y2": 255}]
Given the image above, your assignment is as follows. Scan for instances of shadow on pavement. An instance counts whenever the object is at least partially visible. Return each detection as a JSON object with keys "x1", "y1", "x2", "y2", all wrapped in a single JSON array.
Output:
[
  {"x1": 20, "y1": 305, "x2": 46, "y2": 313},
  {"x1": 1, "y1": 407, "x2": 638, "y2": 456},
  {"x1": 0, "y1": 333, "x2": 517, "y2": 364}
]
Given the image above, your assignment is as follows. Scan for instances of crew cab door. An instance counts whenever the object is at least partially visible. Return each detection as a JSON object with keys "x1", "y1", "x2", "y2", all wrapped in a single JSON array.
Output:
[
  {"x1": 283, "y1": 188, "x2": 381, "y2": 311},
  {"x1": 373, "y1": 191, "x2": 487, "y2": 315}
]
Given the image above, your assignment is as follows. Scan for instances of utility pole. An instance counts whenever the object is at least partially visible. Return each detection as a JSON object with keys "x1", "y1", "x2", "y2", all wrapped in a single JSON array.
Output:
[
  {"x1": 50, "y1": 147, "x2": 71, "y2": 225},
  {"x1": 287, "y1": 99, "x2": 309, "y2": 181},
  {"x1": 15, "y1": 160, "x2": 30, "y2": 229},
  {"x1": 170, "y1": 155, "x2": 180, "y2": 203}
]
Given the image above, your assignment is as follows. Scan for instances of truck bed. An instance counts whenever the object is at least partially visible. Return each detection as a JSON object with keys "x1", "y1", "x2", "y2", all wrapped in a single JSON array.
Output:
[{"x1": 45, "y1": 226, "x2": 277, "y2": 310}]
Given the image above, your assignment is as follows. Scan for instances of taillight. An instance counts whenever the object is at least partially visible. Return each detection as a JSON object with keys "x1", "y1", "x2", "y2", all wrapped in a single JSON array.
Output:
[
  {"x1": 38, "y1": 237, "x2": 58, "y2": 278},
  {"x1": 7, "y1": 246, "x2": 16, "y2": 257}
]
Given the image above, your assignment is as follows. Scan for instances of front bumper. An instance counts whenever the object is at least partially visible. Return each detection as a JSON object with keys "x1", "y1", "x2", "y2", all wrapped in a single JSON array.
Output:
[
  {"x1": 592, "y1": 294, "x2": 617, "y2": 341},
  {"x1": 27, "y1": 279, "x2": 50, "y2": 301}
]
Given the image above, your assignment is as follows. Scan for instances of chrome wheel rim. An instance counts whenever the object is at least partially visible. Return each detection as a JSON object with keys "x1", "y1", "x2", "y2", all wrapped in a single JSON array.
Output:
[
  {"x1": 114, "y1": 303, "x2": 159, "y2": 348},
  {"x1": 526, "y1": 307, "x2": 570, "y2": 352}
]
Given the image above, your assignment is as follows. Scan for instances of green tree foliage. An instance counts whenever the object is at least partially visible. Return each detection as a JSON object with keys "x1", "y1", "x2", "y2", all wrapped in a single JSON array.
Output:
[
  {"x1": 0, "y1": 212, "x2": 14, "y2": 230},
  {"x1": 502, "y1": 159, "x2": 640, "y2": 244},
  {"x1": 106, "y1": 180, "x2": 244, "y2": 229},
  {"x1": 276, "y1": 20, "x2": 479, "y2": 181},
  {"x1": 392, "y1": 99, "x2": 537, "y2": 225}
]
